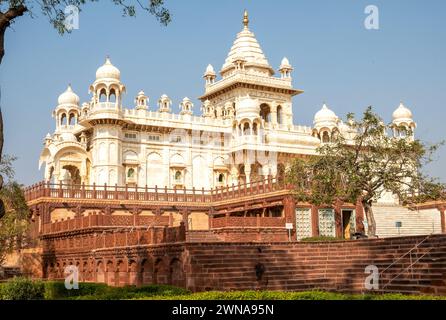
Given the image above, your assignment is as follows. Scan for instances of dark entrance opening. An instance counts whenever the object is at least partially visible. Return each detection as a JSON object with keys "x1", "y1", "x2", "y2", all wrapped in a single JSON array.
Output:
[{"x1": 342, "y1": 210, "x2": 354, "y2": 239}]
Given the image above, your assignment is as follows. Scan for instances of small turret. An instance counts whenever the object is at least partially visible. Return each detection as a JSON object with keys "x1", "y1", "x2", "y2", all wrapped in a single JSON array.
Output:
[
  {"x1": 158, "y1": 94, "x2": 172, "y2": 113},
  {"x1": 202, "y1": 100, "x2": 215, "y2": 118},
  {"x1": 204, "y1": 64, "x2": 216, "y2": 85},
  {"x1": 279, "y1": 57, "x2": 293, "y2": 79},
  {"x1": 313, "y1": 103, "x2": 339, "y2": 143},
  {"x1": 180, "y1": 97, "x2": 193, "y2": 116},
  {"x1": 392, "y1": 102, "x2": 416, "y2": 139},
  {"x1": 55, "y1": 85, "x2": 80, "y2": 131},
  {"x1": 135, "y1": 90, "x2": 149, "y2": 110}
]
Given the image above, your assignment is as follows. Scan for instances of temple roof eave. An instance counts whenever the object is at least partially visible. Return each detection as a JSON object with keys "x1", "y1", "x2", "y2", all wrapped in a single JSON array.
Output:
[{"x1": 199, "y1": 81, "x2": 304, "y2": 101}]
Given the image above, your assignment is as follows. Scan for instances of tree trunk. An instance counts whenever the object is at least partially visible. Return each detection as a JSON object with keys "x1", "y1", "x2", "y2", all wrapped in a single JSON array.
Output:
[
  {"x1": 0, "y1": 23, "x2": 5, "y2": 219},
  {"x1": 0, "y1": 5, "x2": 28, "y2": 220},
  {"x1": 363, "y1": 201, "x2": 377, "y2": 237}
]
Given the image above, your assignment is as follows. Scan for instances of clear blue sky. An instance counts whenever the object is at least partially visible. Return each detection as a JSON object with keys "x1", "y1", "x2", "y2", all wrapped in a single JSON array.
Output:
[{"x1": 0, "y1": 0, "x2": 445, "y2": 185}]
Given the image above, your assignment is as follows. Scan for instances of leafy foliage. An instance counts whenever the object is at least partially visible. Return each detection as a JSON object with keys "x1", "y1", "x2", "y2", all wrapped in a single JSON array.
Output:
[
  {"x1": 0, "y1": 0, "x2": 171, "y2": 32},
  {"x1": 1, "y1": 281, "x2": 442, "y2": 300},
  {"x1": 287, "y1": 106, "x2": 445, "y2": 235},
  {"x1": 0, "y1": 277, "x2": 45, "y2": 300},
  {"x1": 0, "y1": 177, "x2": 29, "y2": 264},
  {"x1": 138, "y1": 290, "x2": 445, "y2": 301}
]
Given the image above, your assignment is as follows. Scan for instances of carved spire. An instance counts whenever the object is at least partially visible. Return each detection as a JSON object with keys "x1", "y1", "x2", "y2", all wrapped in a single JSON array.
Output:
[{"x1": 243, "y1": 10, "x2": 249, "y2": 28}]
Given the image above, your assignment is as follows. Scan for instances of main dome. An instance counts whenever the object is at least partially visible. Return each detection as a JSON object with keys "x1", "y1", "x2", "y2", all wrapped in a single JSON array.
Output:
[{"x1": 221, "y1": 11, "x2": 273, "y2": 74}]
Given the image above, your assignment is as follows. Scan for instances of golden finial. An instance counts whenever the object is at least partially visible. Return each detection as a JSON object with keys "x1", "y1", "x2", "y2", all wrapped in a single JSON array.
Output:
[{"x1": 243, "y1": 10, "x2": 249, "y2": 28}]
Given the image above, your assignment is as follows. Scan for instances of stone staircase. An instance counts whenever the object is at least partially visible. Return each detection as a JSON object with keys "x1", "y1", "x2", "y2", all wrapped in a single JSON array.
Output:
[
  {"x1": 184, "y1": 235, "x2": 446, "y2": 295},
  {"x1": 374, "y1": 204, "x2": 441, "y2": 238},
  {"x1": 186, "y1": 230, "x2": 224, "y2": 242}
]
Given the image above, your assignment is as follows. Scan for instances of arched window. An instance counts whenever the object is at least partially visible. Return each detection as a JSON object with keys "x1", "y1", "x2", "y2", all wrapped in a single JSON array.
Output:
[
  {"x1": 218, "y1": 173, "x2": 225, "y2": 183},
  {"x1": 109, "y1": 89, "x2": 117, "y2": 103},
  {"x1": 60, "y1": 113, "x2": 67, "y2": 127},
  {"x1": 127, "y1": 168, "x2": 135, "y2": 178},
  {"x1": 99, "y1": 88, "x2": 107, "y2": 102},
  {"x1": 322, "y1": 131, "x2": 330, "y2": 143},
  {"x1": 260, "y1": 104, "x2": 271, "y2": 123},
  {"x1": 48, "y1": 167, "x2": 55, "y2": 182},
  {"x1": 253, "y1": 122, "x2": 258, "y2": 135},
  {"x1": 69, "y1": 113, "x2": 76, "y2": 126},
  {"x1": 277, "y1": 106, "x2": 283, "y2": 125},
  {"x1": 243, "y1": 122, "x2": 250, "y2": 135},
  {"x1": 175, "y1": 171, "x2": 182, "y2": 182}
]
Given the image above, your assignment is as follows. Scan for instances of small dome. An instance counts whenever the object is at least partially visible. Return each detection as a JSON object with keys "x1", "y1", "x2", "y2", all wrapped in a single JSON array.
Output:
[
  {"x1": 96, "y1": 57, "x2": 120, "y2": 81},
  {"x1": 280, "y1": 57, "x2": 292, "y2": 69},
  {"x1": 204, "y1": 64, "x2": 216, "y2": 76},
  {"x1": 58, "y1": 85, "x2": 80, "y2": 106},
  {"x1": 393, "y1": 102, "x2": 413, "y2": 121},
  {"x1": 182, "y1": 97, "x2": 191, "y2": 103},
  {"x1": 137, "y1": 90, "x2": 145, "y2": 96},
  {"x1": 160, "y1": 94, "x2": 169, "y2": 100},
  {"x1": 314, "y1": 103, "x2": 338, "y2": 124}
]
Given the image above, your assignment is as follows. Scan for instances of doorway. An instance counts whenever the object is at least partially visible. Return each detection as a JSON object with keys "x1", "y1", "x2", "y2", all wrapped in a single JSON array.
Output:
[{"x1": 341, "y1": 210, "x2": 356, "y2": 239}]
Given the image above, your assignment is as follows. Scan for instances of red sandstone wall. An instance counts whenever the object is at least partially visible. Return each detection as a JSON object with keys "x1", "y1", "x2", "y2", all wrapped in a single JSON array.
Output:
[
  {"x1": 183, "y1": 235, "x2": 446, "y2": 295},
  {"x1": 35, "y1": 234, "x2": 446, "y2": 296}
]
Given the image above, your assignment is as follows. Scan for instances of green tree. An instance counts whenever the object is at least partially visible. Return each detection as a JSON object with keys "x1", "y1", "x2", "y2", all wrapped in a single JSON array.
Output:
[
  {"x1": 0, "y1": 156, "x2": 29, "y2": 265},
  {"x1": 0, "y1": 0, "x2": 171, "y2": 218},
  {"x1": 287, "y1": 106, "x2": 445, "y2": 236}
]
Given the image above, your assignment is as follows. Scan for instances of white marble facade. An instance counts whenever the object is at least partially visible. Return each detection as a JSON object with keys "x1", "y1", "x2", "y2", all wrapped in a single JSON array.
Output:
[{"x1": 39, "y1": 11, "x2": 416, "y2": 191}]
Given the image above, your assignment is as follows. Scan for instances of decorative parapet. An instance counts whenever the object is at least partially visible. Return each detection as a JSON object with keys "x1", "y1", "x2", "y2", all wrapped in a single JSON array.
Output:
[
  {"x1": 24, "y1": 178, "x2": 289, "y2": 205},
  {"x1": 41, "y1": 222, "x2": 186, "y2": 252}
]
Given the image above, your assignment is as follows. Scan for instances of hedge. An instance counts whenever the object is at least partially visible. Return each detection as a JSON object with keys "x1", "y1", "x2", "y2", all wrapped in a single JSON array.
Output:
[
  {"x1": 139, "y1": 290, "x2": 446, "y2": 300},
  {"x1": 1, "y1": 278, "x2": 444, "y2": 300},
  {"x1": 0, "y1": 277, "x2": 45, "y2": 300}
]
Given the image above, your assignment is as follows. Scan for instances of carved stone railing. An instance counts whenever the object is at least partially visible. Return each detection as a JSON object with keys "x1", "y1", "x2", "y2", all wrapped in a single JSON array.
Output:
[{"x1": 24, "y1": 177, "x2": 290, "y2": 204}]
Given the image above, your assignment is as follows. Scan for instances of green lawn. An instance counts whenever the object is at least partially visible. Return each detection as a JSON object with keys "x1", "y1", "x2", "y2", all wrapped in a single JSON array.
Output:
[{"x1": 0, "y1": 278, "x2": 444, "y2": 300}]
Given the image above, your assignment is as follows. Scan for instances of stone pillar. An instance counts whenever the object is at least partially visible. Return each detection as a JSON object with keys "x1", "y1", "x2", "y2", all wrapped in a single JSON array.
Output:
[
  {"x1": 270, "y1": 165, "x2": 278, "y2": 179},
  {"x1": 245, "y1": 164, "x2": 251, "y2": 184},
  {"x1": 261, "y1": 166, "x2": 269, "y2": 181},
  {"x1": 283, "y1": 196, "x2": 296, "y2": 239},
  {"x1": 334, "y1": 200, "x2": 343, "y2": 238},
  {"x1": 439, "y1": 207, "x2": 446, "y2": 234},
  {"x1": 270, "y1": 104, "x2": 278, "y2": 126},
  {"x1": 230, "y1": 166, "x2": 239, "y2": 185},
  {"x1": 182, "y1": 209, "x2": 190, "y2": 231},
  {"x1": 311, "y1": 205, "x2": 319, "y2": 237}
]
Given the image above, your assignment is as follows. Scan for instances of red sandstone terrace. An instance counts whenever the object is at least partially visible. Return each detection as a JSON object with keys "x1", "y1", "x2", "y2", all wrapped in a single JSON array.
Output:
[{"x1": 18, "y1": 179, "x2": 446, "y2": 295}]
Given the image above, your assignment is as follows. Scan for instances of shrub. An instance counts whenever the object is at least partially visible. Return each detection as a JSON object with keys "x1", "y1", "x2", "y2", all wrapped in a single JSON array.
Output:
[
  {"x1": 0, "y1": 277, "x2": 44, "y2": 300},
  {"x1": 43, "y1": 282, "x2": 108, "y2": 300},
  {"x1": 70, "y1": 284, "x2": 189, "y2": 300},
  {"x1": 137, "y1": 290, "x2": 445, "y2": 301}
]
